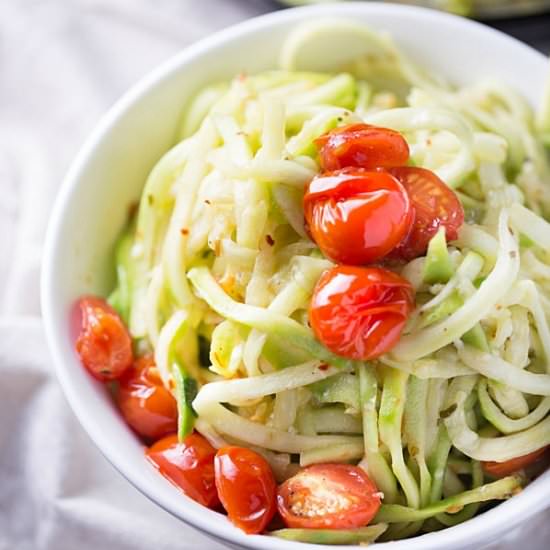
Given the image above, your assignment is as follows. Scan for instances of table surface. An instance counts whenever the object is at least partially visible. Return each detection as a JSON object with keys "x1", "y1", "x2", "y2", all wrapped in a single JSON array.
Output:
[{"x1": 488, "y1": 12, "x2": 550, "y2": 53}]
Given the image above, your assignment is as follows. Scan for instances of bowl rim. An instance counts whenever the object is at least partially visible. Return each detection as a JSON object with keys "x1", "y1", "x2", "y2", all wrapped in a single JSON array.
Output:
[{"x1": 41, "y1": 2, "x2": 550, "y2": 549}]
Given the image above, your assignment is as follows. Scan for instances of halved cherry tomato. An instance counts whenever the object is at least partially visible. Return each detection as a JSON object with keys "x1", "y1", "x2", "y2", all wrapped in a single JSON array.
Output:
[
  {"x1": 482, "y1": 447, "x2": 549, "y2": 478},
  {"x1": 315, "y1": 123, "x2": 409, "y2": 172},
  {"x1": 215, "y1": 446, "x2": 277, "y2": 534},
  {"x1": 389, "y1": 166, "x2": 464, "y2": 260},
  {"x1": 118, "y1": 355, "x2": 177, "y2": 440},
  {"x1": 277, "y1": 464, "x2": 381, "y2": 529},
  {"x1": 147, "y1": 433, "x2": 220, "y2": 509},
  {"x1": 75, "y1": 296, "x2": 133, "y2": 381},
  {"x1": 310, "y1": 265, "x2": 414, "y2": 360},
  {"x1": 303, "y1": 170, "x2": 412, "y2": 264}
]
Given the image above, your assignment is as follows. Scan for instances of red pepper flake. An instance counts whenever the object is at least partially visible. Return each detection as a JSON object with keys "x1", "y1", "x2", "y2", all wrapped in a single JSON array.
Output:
[
  {"x1": 180, "y1": 228, "x2": 189, "y2": 236},
  {"x1": 318, "y1": 363, "x2": 329, "y2": 371},
  {"x1": 265, "y1": 235, "x2": 275, "y2": 246},
  {"x1": 127, "y1": 200, "x2": 139, "y2": 220}
]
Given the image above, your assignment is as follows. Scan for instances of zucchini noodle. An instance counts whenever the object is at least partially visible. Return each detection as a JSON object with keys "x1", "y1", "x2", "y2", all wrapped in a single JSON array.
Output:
[{"x1": 107, "y1": 19, "x2": 550, "y2": 543}]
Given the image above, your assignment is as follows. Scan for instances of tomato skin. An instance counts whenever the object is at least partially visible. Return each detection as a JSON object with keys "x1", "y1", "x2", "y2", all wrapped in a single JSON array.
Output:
[
  {"x1": 388, "y1": 167, "x2": 464, "y2": 260},
  {"x1": 147, "y1": 433, "x2": 220, "y2": 509},
  {"x1": 482, "y1": 447, "x2": 549, "y2": 478},
  {"x1": 303, "y1": 170, "x2": 412, "y2": 265},
  {"x1": 118, "y1": 355, "x2": 178, "y2": 440},
  {"x1": 316, "y1": 123, "x2": 410, "y2": 172},
  {"x1": 75, "y1": 296, "x2": 133, "y2": 381},
  {"x1": 277, "y1": 464, "x2": 381, "y2": 529},
  {"x1": 215, "y1": 446, "x2": 277, "y2": 534},
  {"x1": 310, "y1": 265, "x2": 414, "y2": 360}
]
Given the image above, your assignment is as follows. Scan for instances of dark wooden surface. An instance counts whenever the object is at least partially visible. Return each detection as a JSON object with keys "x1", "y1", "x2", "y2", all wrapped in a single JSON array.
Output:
[{"x1": 488, "y1": 12, "x2": 550, "y2": 53}]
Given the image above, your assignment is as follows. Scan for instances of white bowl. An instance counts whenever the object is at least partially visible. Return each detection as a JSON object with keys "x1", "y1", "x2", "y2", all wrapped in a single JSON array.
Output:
[{"x1": 41, "y1": 3, "x2": 550, "y2": 549}]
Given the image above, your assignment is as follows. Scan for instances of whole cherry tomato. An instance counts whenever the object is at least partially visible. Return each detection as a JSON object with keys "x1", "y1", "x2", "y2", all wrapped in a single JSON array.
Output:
[
  {"x1": 118, "y1": 355, "x2": 177, "y2": 440},
  {"x1": 389, "y1": 166, "x2": 464, "y2": 260},
  {"x1": 75, "y1": 296, "x2": 133, "y2": 381},
  {"x1": 147, "y1": 433, "x2": 220, "y2": 508},
  {"x1": 315, "y1": 123, "x2": 410, "y2": 172},
  {"x1": 310, "y1": 265, "x2": 414, "y2": 360},
  {"x1": 303, "y1": 170, "x2": 412, "y2": 265},
  {"x1": 215, "y1": 446, "x2": 277, "y2": 534},
  {"x1": 482, "y1": 447, "x2": 549, "y2": 478},
  {"x1": 277, "y1": 464, "x2": 381, "y2": 529}
]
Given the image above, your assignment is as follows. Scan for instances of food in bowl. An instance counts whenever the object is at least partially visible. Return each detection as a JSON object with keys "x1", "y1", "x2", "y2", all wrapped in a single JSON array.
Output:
[{"x1": 72, "y1": 19, "x2": 550, "y2": 545}]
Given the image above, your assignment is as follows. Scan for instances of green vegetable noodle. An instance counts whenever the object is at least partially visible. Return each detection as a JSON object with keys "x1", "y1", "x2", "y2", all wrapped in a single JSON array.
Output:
[{"x1": 104, "y1": 18, "x2": 550, "y2": 545}]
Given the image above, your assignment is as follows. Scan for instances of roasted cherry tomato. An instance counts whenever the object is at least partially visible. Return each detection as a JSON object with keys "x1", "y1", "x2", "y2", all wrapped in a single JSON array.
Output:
[
  {"x1": 310, "y1": 265, "x2": 414, "y2": 360},
  {"x1": 303, "y1": 170, "x2": 412, "y2": 264},
  {"x1": 389, "y1": 166, "x2": 464, "y2": 260},
  {"x1": 277, "y1": 464, "x2": 381, "y2": 529},
  {"x1": 215, "y1": 446, "x2": 277, "y2": 534},
  {"x1": 118, "y1": 355, "x2": 178, "y2": 440},
  {"x1": 315, "y1": 123, "x2": 409, "y2": 172},
  {"x1": 75, "y1": 296, "x2": 133, "y2": 381},
  {"x1": 482, "y1": 447, "x2": 549, "y2": 478},
  {"x1": 147, "y1": 433, "x2": 220, "y2": 508}
]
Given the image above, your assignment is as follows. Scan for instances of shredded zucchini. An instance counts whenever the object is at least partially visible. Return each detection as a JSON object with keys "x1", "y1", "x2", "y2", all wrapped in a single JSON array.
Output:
[{"x1": 105, "y1": 18, "x2": 550, "y2": 544}]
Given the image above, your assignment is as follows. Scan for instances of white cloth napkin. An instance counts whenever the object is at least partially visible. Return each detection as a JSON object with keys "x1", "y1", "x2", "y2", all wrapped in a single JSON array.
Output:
[{"x1": 1, "y1": 1, "x2": 549, "y2": 549}]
